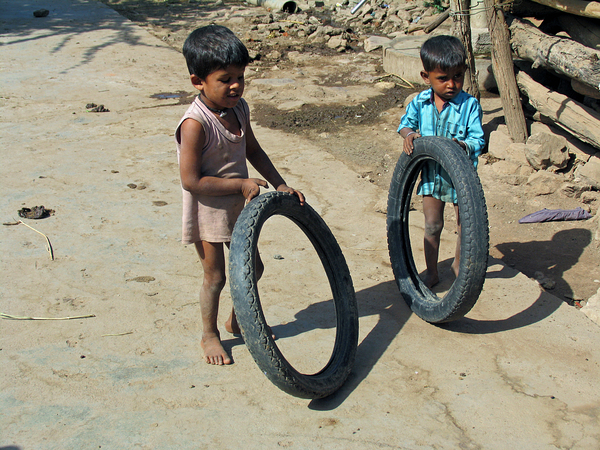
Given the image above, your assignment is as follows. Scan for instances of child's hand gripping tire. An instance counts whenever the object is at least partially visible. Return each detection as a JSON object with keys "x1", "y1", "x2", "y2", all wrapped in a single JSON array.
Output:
[
  {"x1": 387, "y1": 136, "x2": 489, "y2": 323},
  {"x1": 229, "y1": 191, "x2": 359, "y2": 399}
]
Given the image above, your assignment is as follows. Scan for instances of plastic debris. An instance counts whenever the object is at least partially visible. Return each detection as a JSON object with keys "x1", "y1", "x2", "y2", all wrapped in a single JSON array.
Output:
[{"x1": 518, "y1": 207, "x2": 592, "y2": 224}]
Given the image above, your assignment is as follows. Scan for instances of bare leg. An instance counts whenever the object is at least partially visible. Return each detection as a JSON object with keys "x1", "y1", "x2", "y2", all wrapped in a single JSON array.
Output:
[
  {"x1": 422, "y1": 195, "x2": 445, "y2": 288},
  {"x1": 224, "y1": 247, "x2": 273, "y2": 338},
  {"x1": 195, "y1": 241, "x2": 231, "y2": 365},
  {"x1": 451, "y1": 203, "x2": 461, "y2": 278}
]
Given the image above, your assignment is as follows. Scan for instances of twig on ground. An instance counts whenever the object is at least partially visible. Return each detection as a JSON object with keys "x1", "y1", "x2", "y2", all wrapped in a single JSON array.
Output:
[
  {"x1": 1, "y1": 313, "x2": 96, "y2": 320},
  {"x1": 376, "y1": 73, "x2": 416, "y2": 89},
  {"x1": 17, "y1": 220, "x2": 54, "y2": 260},
  {"x1": 101, "y1": 331, "x2": 134, "y2": 337}
]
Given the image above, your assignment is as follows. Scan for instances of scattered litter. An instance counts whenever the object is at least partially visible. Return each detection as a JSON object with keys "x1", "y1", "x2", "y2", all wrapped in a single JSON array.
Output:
[
  {"x1": 273, "y1": 254, "x2": 284, "y2": 260},
  {"x1": 15, "y1": 220, "x2": 54, "y2": 260},
  {"x1": 86, "y1": 103, "x2": 110, "y2": 112},
  {"x1": 518, "y1": 207, "x2": 592, "y2": 224},
  {"x1": 1, "y1": 313, "x2": 95, "y2": 320},
  {"x1": 102, "y1": 331, "x2": 133, "y2": 337},
  {"x1": 18, "y1": 205, "x2": 54, "y2": 219},
  {"x1": 126, "y1": 276, "x2": 156, "y2": 282}
]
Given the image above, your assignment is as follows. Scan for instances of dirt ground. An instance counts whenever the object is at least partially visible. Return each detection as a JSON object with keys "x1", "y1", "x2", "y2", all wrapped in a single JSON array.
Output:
[
  {"x1": 99, "y1": 0, "x2": 600, "y2": 305},
  {"x1": 3, "y1": 1, "x2": 600, "y2": 447}
]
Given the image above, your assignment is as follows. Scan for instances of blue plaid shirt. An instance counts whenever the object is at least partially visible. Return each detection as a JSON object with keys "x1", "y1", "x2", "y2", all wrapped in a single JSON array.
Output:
[{"x1": 398, "y1": 88, "x2": 485, "y2": 202}]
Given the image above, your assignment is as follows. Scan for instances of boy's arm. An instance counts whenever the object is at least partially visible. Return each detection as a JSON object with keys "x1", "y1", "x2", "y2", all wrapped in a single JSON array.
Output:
[
  {"x1": 245, "y1": 122, "x2": 305, "y2": 204},
  {"x1": 398, "y1": 127, "x2": 421, "y2": 155},
  {"x1": 398, "y1": 97, "x2": 421, "y2": 155},
  {"x1": 179, "y1": 118, "x2": 267, "y2": 200},
  {"x1": 462, "y1": 101, "x2": 486, "y2": 164}
]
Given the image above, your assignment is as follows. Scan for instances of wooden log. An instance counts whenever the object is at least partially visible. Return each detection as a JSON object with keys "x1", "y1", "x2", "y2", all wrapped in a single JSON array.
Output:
[
  {"x1": 485, "y1": 0, "x2": 528, "y2": 143},
  {"x1": 557, "y1": 14, "x2": 600, "y2": 50},
  {"x1": 509, "y1": 0, "x2": 557, "y2": 16},
  {"x1": 424, "y1": 9, "x2": 450, "y2": 33},
  {"x1": 517, "y1": 70, "x2": 600, "y2": 149},
  {"x1": 529, "y1": 0, "x2": 600, "y2": 19},
  {"x1": 509, "y1": 16, "x2": 600, "y2": 93}
]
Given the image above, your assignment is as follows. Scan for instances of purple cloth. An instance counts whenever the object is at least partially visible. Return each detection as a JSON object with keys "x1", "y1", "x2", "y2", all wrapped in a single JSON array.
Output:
[{"x1": 519, "y1": 207, "x2": 592, "y2": 224}]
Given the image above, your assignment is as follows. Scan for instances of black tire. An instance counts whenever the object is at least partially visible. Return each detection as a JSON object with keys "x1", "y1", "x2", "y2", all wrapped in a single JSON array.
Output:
[
  {"x1": 387, "y1": 136, "x2": 489, "y2": 323},
  {"x1": 229, "y1": 191, "x2": 358, "y2": 399}
]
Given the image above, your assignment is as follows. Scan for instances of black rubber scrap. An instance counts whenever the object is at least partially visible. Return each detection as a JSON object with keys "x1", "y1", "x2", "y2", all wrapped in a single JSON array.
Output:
[
  {"x1": 86, "y1": 103, "x2": 110, "y2": 112},
  {"x1": 18, "y1": 206, "x2": 54, "y2": 219}
]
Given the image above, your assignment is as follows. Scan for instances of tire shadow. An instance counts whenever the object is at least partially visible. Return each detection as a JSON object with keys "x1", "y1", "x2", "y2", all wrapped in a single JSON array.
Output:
[
  {"x1": 440, "y1": 228, "x2": 592, "y2": 335},
  {"x1": 223, "y1": 279, "x2": 411, "y2": 408},
  {"x1": 308, "y1": 280, "x2": 411, "y2": 410}
]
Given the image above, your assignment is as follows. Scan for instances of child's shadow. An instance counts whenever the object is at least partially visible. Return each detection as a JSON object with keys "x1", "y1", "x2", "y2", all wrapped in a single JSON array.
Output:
[{"x1": 441, "y1": 228, "x2": 592, "y2": 335}]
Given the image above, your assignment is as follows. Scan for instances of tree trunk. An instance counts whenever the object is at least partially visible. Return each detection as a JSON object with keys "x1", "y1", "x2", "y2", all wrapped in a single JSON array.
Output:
[
  {"x1": 517, "y1": 71, "x2": 600, "y2": 149},
  {"x1": 509, "y1": 15, "x2": 600, "y2": 92},
  {"x1": 484, "y1": 0, "x2": 528, "y2": 143},
  {"x1": 451, "y1": 0, "x2": 480, "y2": 100}
]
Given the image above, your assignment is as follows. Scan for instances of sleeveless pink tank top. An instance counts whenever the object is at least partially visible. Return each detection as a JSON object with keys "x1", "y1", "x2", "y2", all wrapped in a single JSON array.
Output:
[{"x1": 175, "y1": 97, "x2": 250, "y2": 244}]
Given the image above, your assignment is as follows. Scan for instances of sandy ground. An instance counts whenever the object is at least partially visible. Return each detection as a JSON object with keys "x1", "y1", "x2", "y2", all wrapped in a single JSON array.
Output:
[{"x1": 2, "y1": 0, "x2": 600, "y2": 449}]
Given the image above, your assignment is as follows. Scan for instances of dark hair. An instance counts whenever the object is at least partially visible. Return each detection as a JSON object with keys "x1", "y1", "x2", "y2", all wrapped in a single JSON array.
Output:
[
  {"x1": 420, "y1": 35, "x2": 466, "y2": 72},
  {"x1": 182, "y1": 25, "x2": 250, "y2": 79}
]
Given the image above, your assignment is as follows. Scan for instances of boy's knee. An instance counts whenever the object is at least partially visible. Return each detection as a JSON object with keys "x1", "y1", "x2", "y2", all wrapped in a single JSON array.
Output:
[
  {"x1": 424, "y1": 219, "x2": 443, "y2": 237},
  {"x1": 204, "y1": 273, "x2": 226, "y2": 293}
]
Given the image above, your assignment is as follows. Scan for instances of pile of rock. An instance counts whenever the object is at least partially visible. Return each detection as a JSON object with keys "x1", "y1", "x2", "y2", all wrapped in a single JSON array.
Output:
[
  {"x1": 240, "y1": 1, "x2": 445, "y2": 53},
  {"x1": 487, "y1": 124, "x2": 600, "y2": 216}
]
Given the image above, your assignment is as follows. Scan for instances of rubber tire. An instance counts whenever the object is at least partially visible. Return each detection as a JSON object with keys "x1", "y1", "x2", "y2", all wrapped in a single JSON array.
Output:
[
  {"x1": 229, "y1": 191, "x2": 358, "y2": 399},
  {"x1": 387, "y1": 136, "x2": 489, "y2": 323}
]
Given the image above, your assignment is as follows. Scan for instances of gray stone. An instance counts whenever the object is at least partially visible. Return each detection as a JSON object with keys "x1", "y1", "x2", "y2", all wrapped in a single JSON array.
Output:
[
  {"x1": 526, "y1": 170, "x2": 564, "y2": 195},
  {"x1": 327, "y1": 35, "x2": 347, "y2": 49},
  {"x1": 581, "y1": 287, "x2": 600, "y2": 326},
  {"x1": 506, "y1": 143, "x2": 533, "y2": 165},
  {"x1": 364, "y1": 35, "x2": 392, "y2": 53},
  {"x1": 560, "y1": 182, "x2": 592, "y2": 199},
  {"x1": 524, "y1": 132, "x2": 569, "y2": 171},
  {"x1": 580, "y1": 190, "x2": 600, "y2": 210},
  {"x1": 575, "y1": 155, "x2": 600, "y2": 189},
  {"x1": 396, "y1": 10, "x2": 412, "y2": 21},
  {"x1": 487, "y1": 128, "x2": 514, "y2": 161}
]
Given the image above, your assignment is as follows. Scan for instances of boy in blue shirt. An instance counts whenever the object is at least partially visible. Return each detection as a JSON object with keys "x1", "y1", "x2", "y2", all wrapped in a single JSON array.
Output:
[{"x1": 398, "y1": 35, "x2": 485, "y2": 288}]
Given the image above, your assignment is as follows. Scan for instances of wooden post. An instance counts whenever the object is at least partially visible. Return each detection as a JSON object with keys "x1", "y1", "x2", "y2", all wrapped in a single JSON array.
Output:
[
  {"x1": 451, "y1": 0, "x2": 480, "y2": 100},
  {"x1": 484, "y1": 0, "x2": 528, "y2": 143}
]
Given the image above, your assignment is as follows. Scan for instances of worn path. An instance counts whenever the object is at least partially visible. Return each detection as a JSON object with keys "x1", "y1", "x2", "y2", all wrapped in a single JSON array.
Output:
[{"x1": 1, "y1": 1, "x2": 599, "y2": 448}]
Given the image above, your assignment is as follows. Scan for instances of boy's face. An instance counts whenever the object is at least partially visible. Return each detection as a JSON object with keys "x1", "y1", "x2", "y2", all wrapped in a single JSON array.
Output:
[
  {"x1": 192, "y1": 65, "x2": 245, "y2": 111},
  {"x1": 421, "y1": 65, "x2": 465, "y2": 103}
]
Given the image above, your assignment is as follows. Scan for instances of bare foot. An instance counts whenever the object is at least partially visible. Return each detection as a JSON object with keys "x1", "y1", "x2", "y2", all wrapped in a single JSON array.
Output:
[
  {"x1": 422, "y1": 271, "x2": 440, "y2": 289},
  {"x1": 201, "y1": 332, "x2": 232, "y2": 365}
]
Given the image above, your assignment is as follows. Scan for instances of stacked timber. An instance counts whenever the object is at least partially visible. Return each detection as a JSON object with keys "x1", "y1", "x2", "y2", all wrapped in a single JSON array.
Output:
[{"x1": 493, "y1": 0, "x2": 600, "y2": 191}]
